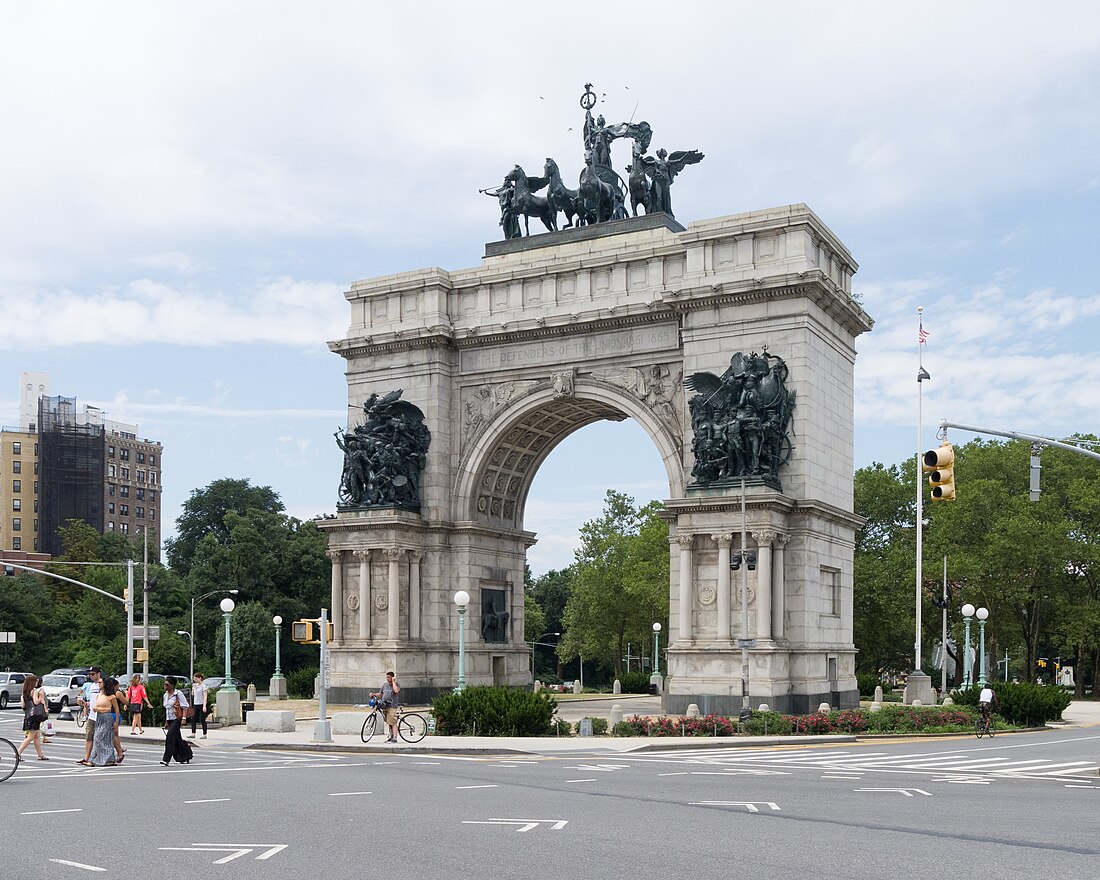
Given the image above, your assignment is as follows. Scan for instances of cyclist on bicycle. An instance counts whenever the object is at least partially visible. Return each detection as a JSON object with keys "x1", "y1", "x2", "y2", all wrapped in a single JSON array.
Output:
[
  {"x1": 370, "y1": 671, "x2": 401, "y2": 743},
  {"x1": 978, "y1": 684, "x2": 997, "y2": 724}
]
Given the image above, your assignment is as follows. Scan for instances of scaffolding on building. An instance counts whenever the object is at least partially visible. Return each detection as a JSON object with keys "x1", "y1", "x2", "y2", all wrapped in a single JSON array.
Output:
[{"x1": 38, "y1": 395, "x2": 105, "y2": 556}]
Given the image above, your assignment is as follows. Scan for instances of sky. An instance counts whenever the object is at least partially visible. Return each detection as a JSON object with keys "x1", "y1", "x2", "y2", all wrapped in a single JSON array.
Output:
[{"x1": 2, "y1": 2, "x2": 1099, "y2": 575}]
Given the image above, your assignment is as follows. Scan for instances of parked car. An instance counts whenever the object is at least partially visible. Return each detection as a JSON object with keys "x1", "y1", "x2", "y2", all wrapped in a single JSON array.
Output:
[
  {"x1": 0, "y1": 672, "x2": 31, "y2": 710},
  {"x1": 41, "y1": 672, "x2": 88, "y2": 711}
]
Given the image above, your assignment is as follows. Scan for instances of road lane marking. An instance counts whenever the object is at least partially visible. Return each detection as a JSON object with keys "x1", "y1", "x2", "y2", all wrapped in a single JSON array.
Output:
[
  {"x1": 329, "y1": 791, "x2": 372, "y2": 796},
  {"x1": 689, "y1": 801, "x2": 781, "y2": 812},
  {"x1": 565, "y1": 778, "x2": 597, "y2": 783},
  {"x1": 185, "y1": 798, "x2": 231, "y2": 803},
  {"x1": 22, "y1": 808, "x2": 83, "y2": 815},
  {"x1": 48, "y1": 859, "x2": 106, "y2": 872},
  {"x1": 456, "y1": 784, "x2": 498, "y2": 789},
  {"x1": 855, "y1": 787, "x2": 932, "y2": 796},
  {"x1": 462, "y1": 818, "x2": 568, "y2": 832}
]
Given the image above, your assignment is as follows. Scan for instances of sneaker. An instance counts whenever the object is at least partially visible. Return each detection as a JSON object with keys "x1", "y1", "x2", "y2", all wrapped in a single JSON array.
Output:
[
  {"x1": 201, "y1": 734, "x2": 207, "y2": 739},
  {"x1": 186, "y1": 734, "x2": 196, "y2": 739}
]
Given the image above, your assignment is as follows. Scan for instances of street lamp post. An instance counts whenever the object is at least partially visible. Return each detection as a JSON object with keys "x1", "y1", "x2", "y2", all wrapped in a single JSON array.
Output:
[
  {"x1": 453, "y1": 590, "x2": 469, "y2": 691},
  {"x1": 215, "y1": 597, "x2": 242, "y2": 725},
  {"x1": 651, "y1": 622, "x2": 663, "y2": 695},
  {"x1": 271, "y1": 615, "x2": 286, "y2": 699},
  {"x1": 176, "y1": 630, "x2": 193, "y2": 678},
  {"x1": 976, "y1": 606, "x2": 989, "y2": 686},
  {"x1": 189, "y1": 588, "x2": 239, "y2": 684},
  {"x1": 528, "y1": 632, "x2": 560, "y2": 679},
  {"x1": 961, "y1": 603, "x2": 975, "y2": 688}
]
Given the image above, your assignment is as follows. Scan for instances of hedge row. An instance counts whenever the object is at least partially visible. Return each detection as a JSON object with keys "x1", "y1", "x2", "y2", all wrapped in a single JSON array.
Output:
[
  {"x1": 951, "y1": 681, "x2": 1070, "y2": 726},
  {"x1": 432, "y1": 685, "x2": 558, "y2": 736}
]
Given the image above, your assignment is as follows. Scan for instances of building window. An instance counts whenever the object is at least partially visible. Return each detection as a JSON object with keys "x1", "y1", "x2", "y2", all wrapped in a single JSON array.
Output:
[
  {"x1": 148, "y1": 491, "x2": 156, "y2": 502},
  {"x1": 136, "y1": 452, "x2": 145, "y2": 464},
  {"x1": 120, "y1": 505, "x2": 129, "y2": 516},
  {"x1": 33, "y1": 500, "x2": 38, "y2": 513},
  {"x1": 136, "y1": 506, "x2": 145, "y2": 518},
  {"x1": 12, "y1": 442, "x2": 20, "y2": 454},
  {"x1": 12, "y1": 480, "x2": 19, "y2": 493},
  {"x1": 120, "y1": 486, "x2": 129, "y2": 498},
  {"x1": 120, "y1": 522, "x2": 128, "y2": 534},
  {"x1": 33, "y1": 481, "x2": 37, "y2": 494},
  {"x1": 121, "y1": 466, "x2": 130, "y2": 480},
  {"x1": 137, "y1": 470, "x2": 145, "y2": 483},
  {"x1": 149, "y1": 472, "x2": 156, "y2": 486},
  {"x1": 136, "y1": 488, "x2": 145, "y2": 501},
  {"x1": 12, "y1": 461, "x2": 20, "y2": 474},
  {"x1": 12, "y1": 499, "x2": 20, "y2": 511},
  {"x1": 108, "y1": 503, "x2": 115, "y2": 514},
  {"x1": 33, "y1": 538, "x2": 38, "y2": 551},
  {"x1": 108, "y1": 484, "x2": 116, "y2": 497},
  {"x1": 149, "y1": 508, "x2": 156, "y2": 520},
  {"x1": 822, "y1": 567, "x2": 841, "y2": 616},
  {"x1": 12, "y1": 518, "x2": 20, "y2": 532},
  {"x1": 149, "y1": 454, "x2": 156, "y2": 467},
  {"x1": 33, "y1": 519, "x2": 37, "y2": 531},
  {"x1": 108, "y1": 521, "x2": 115, "y2": 532},
  {"x1": 109, "y1": 464, "x2": 116, "y2": 478},
  {"x1": 120, "y1": 448, "x2": 130, "y2": 461},
  {"x1": 12, "y1": 538, "x2": 20, "y2": 551},
  {"x1": 108, "y1": 445, "x2": 115, "y2": 458},
  {"x1": 33, "y1": 462, "x2": 38, "y2": 474}
]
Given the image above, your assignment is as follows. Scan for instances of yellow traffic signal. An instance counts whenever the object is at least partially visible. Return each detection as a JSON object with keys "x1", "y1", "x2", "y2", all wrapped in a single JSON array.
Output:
[
  {"x1": 923, "y1": 442, "x2": 956, "y2": 501},
  {"x1": 291, "y1": 619, "x2": 333, "y2": 644}
]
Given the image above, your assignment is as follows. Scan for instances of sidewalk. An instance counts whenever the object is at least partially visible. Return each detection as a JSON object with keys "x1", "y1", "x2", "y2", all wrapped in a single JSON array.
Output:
[{"x1": 46, "y1": 699, "x2": 1099, "y2": 757}]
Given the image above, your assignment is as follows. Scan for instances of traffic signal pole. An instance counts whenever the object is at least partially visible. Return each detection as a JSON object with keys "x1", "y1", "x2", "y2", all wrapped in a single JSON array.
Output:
[{"x1": 939, "y1": 421, "x2": 1100, "y2": 464}]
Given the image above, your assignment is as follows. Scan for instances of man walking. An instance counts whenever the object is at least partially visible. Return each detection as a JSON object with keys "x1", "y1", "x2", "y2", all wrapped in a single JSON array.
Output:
[{"x1": 76, "y1": 667, "x2": 101, "y2": 766}]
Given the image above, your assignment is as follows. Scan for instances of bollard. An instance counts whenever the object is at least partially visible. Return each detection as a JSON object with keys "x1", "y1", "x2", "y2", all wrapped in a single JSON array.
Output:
[
  {"x1": 911, "y1": 699, "x2": 922, "y2": 707},
  {"x1": 246, "y1": 683, "x2": 257, "y2": 703},
  {"x1": 612, "y1": 679, "x2": 621, "y2": 695},
  {"x1": 610, "y1": 704, "x2": 623, "y2": 727},
  {"x1": 874, "y1": 685, "x2": 883, "y2": 703},
  {"x1": 942, "y1": 696, "x2": 954, "y2": 706},
  {"x1": 686, "y1": 703, "x2": 700, "y2": 719},
  {"x1": 869, "y1": 701, "x2": 881, "y2": 712},
  {"x1": 758, "y1": 703, "x2": 769, "y2": 713},
  {"x1": 818, "y1": 702, "x2": 831, "y2": 714},
  {"x1": 534, "y1": 680, "x2": 542, "y2": 692}
]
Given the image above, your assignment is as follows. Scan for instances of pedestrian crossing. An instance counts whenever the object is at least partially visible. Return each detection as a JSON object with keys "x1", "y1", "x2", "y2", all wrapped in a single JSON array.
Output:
[{"x1": 626, "y1": 744, "x2": 1100, "y2": 782}]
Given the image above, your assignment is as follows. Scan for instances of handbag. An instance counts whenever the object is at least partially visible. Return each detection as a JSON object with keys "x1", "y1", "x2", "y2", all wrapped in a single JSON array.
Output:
[
  {"x1": 177, "y1": 696, "x2": 194, "y2": 720},
  {"x1": 31, "y1": 700, "x2": 47, "y2": 721}
]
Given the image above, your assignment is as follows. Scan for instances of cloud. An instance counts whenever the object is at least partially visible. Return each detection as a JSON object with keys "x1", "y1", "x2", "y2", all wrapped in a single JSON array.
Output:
[
  {"x1": 0, "y1": 276, "x2": 347, "y2": 350},
  {"x1": 129, "y1": 252, "x2": 201, "y2": 274}
]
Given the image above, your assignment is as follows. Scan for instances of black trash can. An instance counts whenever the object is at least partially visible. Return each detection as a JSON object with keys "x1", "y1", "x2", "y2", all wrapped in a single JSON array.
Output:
[
  {"x1": 241, "y1": 701, "x2": 255, "y2": 721},
  {"x1": 648, "y1": 684, "x2": 659, "y2": 696}
]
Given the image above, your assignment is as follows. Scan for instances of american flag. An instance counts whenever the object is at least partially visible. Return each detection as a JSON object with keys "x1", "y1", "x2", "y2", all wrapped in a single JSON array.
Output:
[{"x1": 919, "y1": 322, "x2": 929, "y2": 344}]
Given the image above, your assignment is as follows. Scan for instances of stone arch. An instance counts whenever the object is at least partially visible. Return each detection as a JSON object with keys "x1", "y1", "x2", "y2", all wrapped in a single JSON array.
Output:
[{"x1": 454, "y1": 380, "x2": 686, "y2": 529}]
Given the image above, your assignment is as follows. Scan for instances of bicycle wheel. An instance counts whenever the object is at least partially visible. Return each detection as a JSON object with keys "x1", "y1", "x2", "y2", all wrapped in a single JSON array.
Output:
[
  {"x1": 361, "y1": 712, "x2": 380, "y2": 743},
  {"x1": 975, "y1": 718, "x2": 985, "y2": 738},
  {"x1": 76, "y1": 708, "x2": 86, "y2": 729},
  {"x1": 987, "y1": 718, "x2": 996, "y2": 737},
  {"x1": 398, "y1": 712, "x2": 427, "y2": 743},
  {"x1": 0, "y1": 737, "x2": 19, "y2": 782}
]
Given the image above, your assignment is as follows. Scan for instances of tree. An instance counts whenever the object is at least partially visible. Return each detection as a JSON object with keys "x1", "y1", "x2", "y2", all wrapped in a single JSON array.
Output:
[
  {"x1": 557, "y1": 491, "x2": 669, "y2": 678},
  {"x1": 166, "y1": 478, "x2": 284, "y2": 576}
]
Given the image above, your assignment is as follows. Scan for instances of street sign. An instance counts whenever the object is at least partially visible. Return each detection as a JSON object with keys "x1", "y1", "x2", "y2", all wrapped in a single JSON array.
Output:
[
  {"x1": 737, "y1": 638, "x2": 757, "y2": 648},
  {"x1": 0, "y1": 632, "x2": 15, "y2": 644},
  {"x1": 133, "y1": 626, "x2": 160, "y2": 640}
]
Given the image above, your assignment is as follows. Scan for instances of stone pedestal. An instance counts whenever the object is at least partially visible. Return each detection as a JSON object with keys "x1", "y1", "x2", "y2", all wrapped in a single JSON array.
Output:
[
  {"x1": 905, "y1": 671, "x2": 935, "y2": 706},
  {"x1": 269, "y1": 675, "x2": 287, "y2": 699},
  {"x1": 215, "y1": 688, "x2": 242, "y2": 726}
]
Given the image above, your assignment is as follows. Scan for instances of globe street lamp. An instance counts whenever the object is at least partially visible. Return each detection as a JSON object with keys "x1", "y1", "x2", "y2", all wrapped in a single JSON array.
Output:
[
  {"x1": 453, "y1": 590, "x2": 470, "y2": 691},
  {"x1": 961, "y1": 603, "x2": 975, "y2": 688},
  {"x1": 189, "y1": 588, "x2": 239, "y2": 684},
  {"x1": 652, "y1": 622, "x2": 662, "y2": 676},
  {"x1": 976, "y1": 606, "x2": 990, "y2": 686},
  {"x1": 215, "y1": 596, "x2": 243, "y2": 725},
  {"x1": 270, "y1": 615, "x2": 286, "y2": 699}
]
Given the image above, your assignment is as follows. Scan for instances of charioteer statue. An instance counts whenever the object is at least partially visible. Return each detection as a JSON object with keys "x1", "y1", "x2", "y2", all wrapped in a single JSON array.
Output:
[{"x1": 482, "y1": 83, "x2": 704, "y2": 239}]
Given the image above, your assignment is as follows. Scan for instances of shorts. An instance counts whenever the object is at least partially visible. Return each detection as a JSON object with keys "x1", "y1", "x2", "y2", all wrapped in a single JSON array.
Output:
[
  {"x1": 129, "y1": 703, "x2": 142, "y2": 714},
  {"x1": 384, "y1": 708, "x2": 399, "y2": 726},
  {"x1": 85, "y1": 720, "x2": 96, "y2": 741}
]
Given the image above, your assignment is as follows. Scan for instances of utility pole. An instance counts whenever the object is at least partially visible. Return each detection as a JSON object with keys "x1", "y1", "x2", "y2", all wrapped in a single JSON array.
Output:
[{"x1": 142, "y1": 527, "x2": 149, "y2": 678}]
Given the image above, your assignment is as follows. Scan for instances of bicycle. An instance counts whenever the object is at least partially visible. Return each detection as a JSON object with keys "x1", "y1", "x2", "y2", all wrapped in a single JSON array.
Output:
[
  {"x1": 975, "y1": 710, "x2": 996, "y2": 738},
  {"x1": 360, "y1": 700, "x2": 428, "y2": 744},
  {"x1": 76, "y1": 704, "x2": 88, "y2": 729},
  {"x1": 0, "y1": 736, "x2": 19, "y2": 782}
]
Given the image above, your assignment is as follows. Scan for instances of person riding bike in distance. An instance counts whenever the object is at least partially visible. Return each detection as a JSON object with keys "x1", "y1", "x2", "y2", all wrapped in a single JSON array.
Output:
[
  {"x1": 370, "y1": 671, "x2": 401, "y2": 743},
  {"x1": 978, "y1": 684, "x2": 998, "y2": 725}
]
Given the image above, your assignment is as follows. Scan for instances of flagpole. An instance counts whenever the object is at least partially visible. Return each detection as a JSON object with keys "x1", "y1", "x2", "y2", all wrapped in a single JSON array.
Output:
[{"x1": 915, "y1": 306, "x2": 924, "y2": 674}]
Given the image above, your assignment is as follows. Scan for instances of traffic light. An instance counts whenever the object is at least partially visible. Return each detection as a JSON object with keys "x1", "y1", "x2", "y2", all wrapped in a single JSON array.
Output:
[
  {"x1": 730, "y1": 551, "x2": 758, "y2": 571},
  {"x1": 923, "y1": 442, "x2": 956, "y2": 501},
  {"x1": 291, "y1": 619, "x2": 333, "y2": 644}
]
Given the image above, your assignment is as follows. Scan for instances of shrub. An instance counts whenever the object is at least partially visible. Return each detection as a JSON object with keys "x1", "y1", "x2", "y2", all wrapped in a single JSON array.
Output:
[
  {"x1": 612, "y1": 717, "x2": 648, "y2": 736},
  {"x1": 857, "y1": 673, "x2": 881, "y2": 697},
  {"x1": 431, "y1": 686, "x2": 558, "y2": 736},
  {"x1": 551, "y1": 717, "x2": 572, "y2": 736},
  {"x1": 576, "y1": 716, "x2": 608, "y2": 736},
  {"x1": 287, "y1": 667, "x2": 318, "y2": 699},
  {"x1": 742, "y1": 711, "x2": 792, "y2": 736},
  {"x1": 619, "y1": 671, "x2": 652, "y2": 694},
  {"x1": 953, "y1": 682, "x2": 1071, "y2": 726}
]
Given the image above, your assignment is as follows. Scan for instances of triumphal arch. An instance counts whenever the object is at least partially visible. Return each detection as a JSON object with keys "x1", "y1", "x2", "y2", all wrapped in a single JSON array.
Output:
[{"x1": 319, "y1": 86, "x2": 873, "y2": 713}]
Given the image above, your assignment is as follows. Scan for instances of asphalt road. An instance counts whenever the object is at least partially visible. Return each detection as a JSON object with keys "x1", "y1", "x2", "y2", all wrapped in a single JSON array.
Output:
[{"x1": 3, "y1": 722, "x2": 1099, "y2": 879}]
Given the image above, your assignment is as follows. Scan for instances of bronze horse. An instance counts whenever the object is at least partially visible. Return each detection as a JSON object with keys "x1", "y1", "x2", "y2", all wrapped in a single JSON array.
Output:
[
  {"x1": 543, "y1": 158, "x2": 584, "y2": 229},
  {"x1": 626, "y1": 140, "x2": 652, "y2": 217},
  {"x1": 503, "y1": 165, "x2": 555, "y2": 236},
  {"x1": 578, "y1": 149, "x2": 628, "y2": 225}
]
